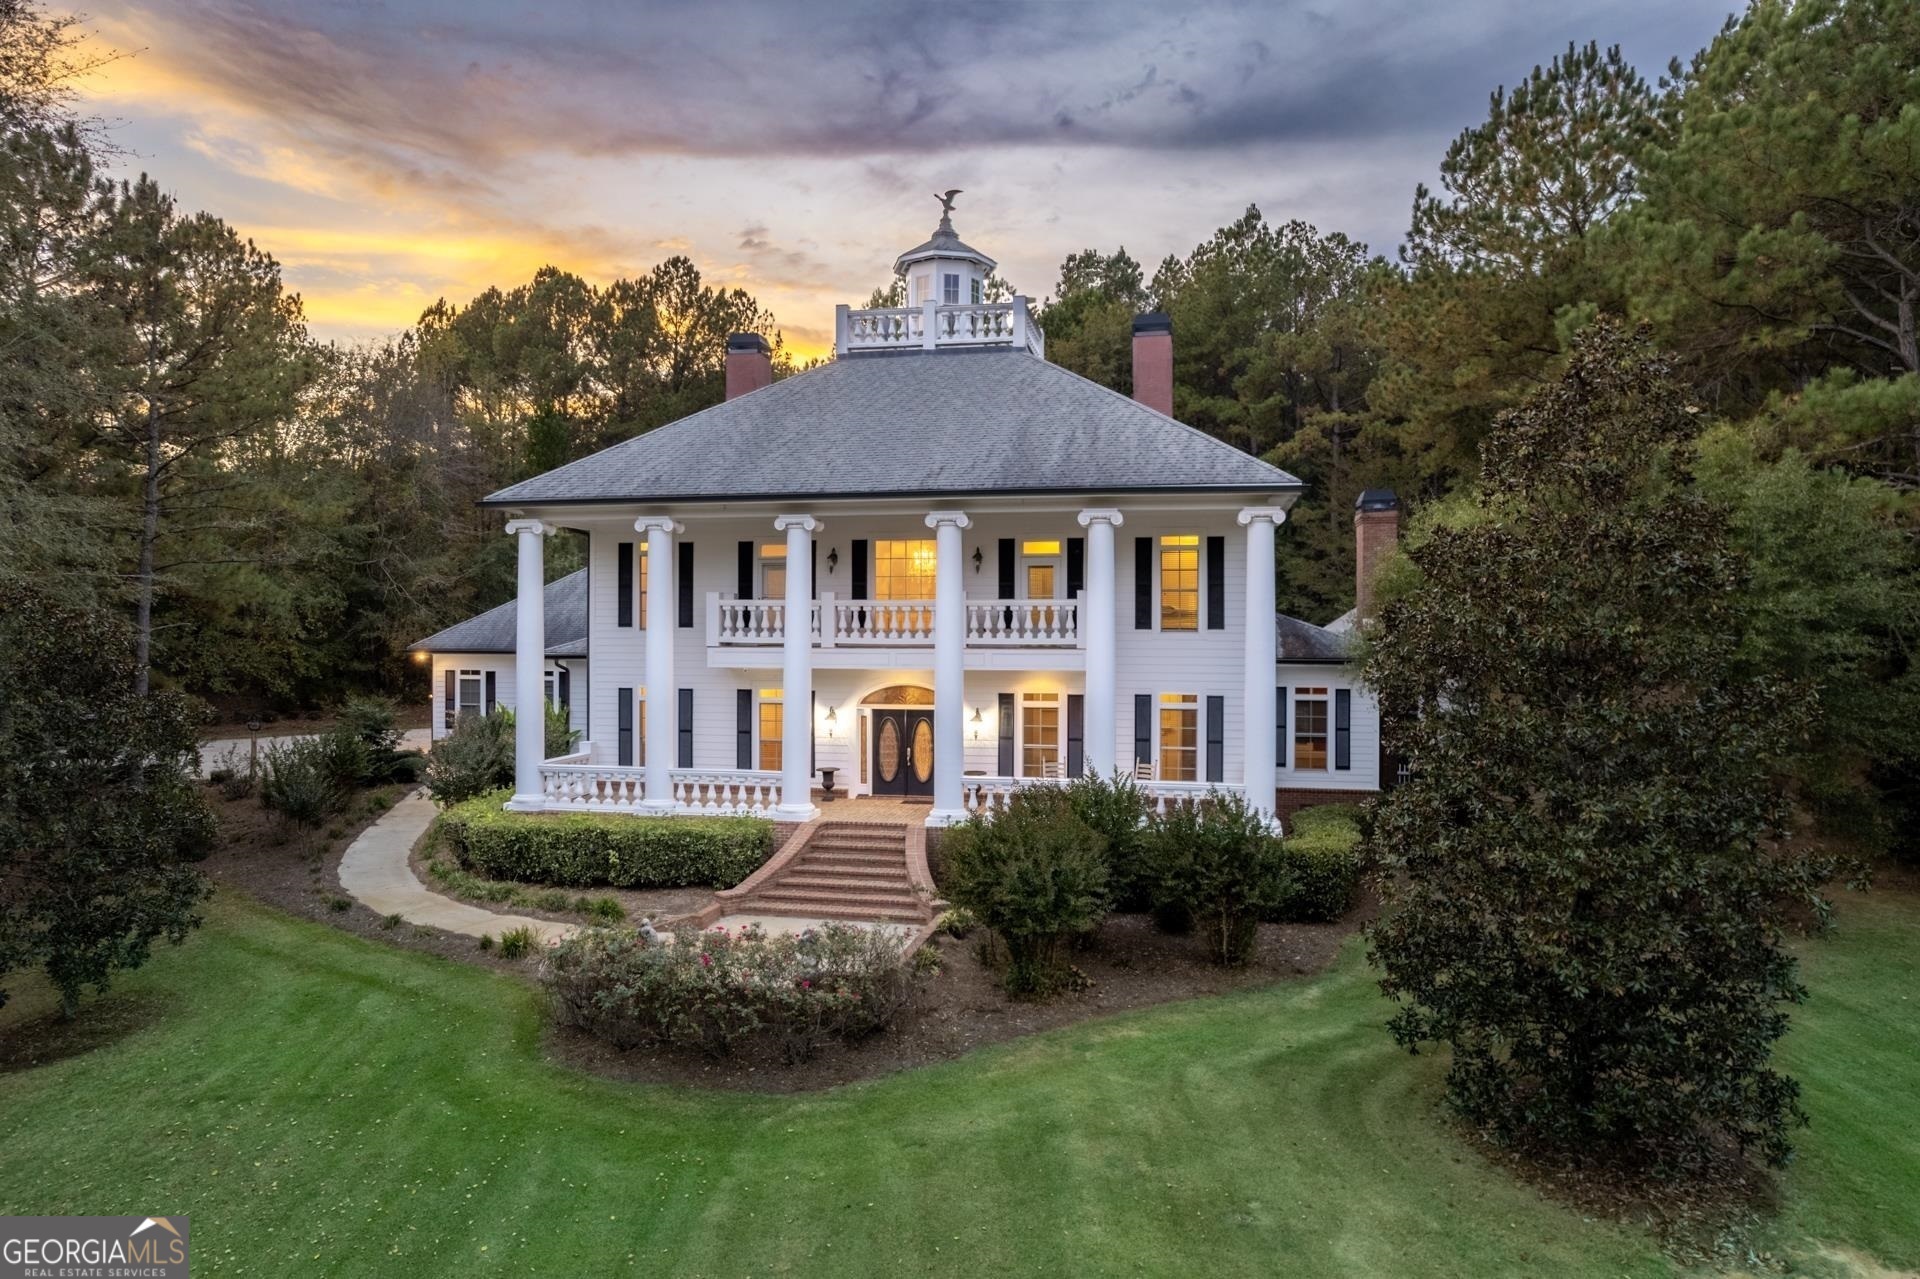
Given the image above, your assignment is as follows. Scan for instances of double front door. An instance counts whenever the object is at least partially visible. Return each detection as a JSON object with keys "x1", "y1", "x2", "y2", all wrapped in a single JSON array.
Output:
[{"x1": 871, "y1": 709, "x2": 934, "y2": 797}]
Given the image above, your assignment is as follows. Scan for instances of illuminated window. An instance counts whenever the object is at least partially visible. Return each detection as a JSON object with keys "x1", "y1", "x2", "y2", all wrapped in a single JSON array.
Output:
[
  {"x1": 1021, "y1": 692, "x2": 1060, "y2": 777},
  {"x1": 636, "y1": 689, "x2": 647, "y2": 766},
  {"x1": 760, "y1": 543, "x2": 786, "y2": 599},
  {"x1": 1293, "y1": 687, "x2": 1329, "y2": 771},
  {"x1": 758, "y1": 690, "x2": 783, "y2": 772},
  {"x1": 874, "y1": 539, "x2": 937, "y2": 599},
  {"x1": 637, "y1": 542, "x2": 649, "y2": 629},
  {"x1": 1160, "y1": 534, "x2": 1199, "y2": 631},
  {"x1": 1159, "y1": 692, "x2": 1198, "y2": 781}
]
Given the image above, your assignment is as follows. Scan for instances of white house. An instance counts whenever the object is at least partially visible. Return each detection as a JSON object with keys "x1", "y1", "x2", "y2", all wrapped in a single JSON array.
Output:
[
  {"x1": 408, "y1": 569, "x2": 589, "y2": 742},
  {"x1": 478, "y1": 202, "x2": 1388, "y2": 828}
]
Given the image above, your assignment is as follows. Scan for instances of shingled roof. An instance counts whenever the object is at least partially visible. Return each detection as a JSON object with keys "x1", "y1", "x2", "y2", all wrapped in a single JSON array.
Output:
[
  {"x1": 481, "y1": 348, "x2": 1301, "y2": 508},
  {"x1": 408, "y1": 570, "x2": 589, "y2": 658},
  {"x1": 1277, "y1": 611, "x2": 1353, "y2": 664}
]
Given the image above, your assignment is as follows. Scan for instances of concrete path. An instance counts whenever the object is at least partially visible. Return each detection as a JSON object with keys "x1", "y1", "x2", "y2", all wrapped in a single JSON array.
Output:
[
  {"x1": 199, "y1": 728, "x2": 431, "y2": 778},
  {"x1": 337, "y1": 789, "x2": 578, "y2": 945}
]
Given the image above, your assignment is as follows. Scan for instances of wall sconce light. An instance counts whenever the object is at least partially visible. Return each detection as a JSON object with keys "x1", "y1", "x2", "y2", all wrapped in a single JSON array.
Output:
[
  {"x1": 969, "y1": 705, "x2": 984, "y2": 741},
  {"x1": 971, "y1": 547, "x2": 984, "y2": 573},
  {"x1": 826, "y1": 547, "x2": 839, "y2": 575},
  {"x1": 823, "y1": 705, "x2": 839, "y2": 738}
]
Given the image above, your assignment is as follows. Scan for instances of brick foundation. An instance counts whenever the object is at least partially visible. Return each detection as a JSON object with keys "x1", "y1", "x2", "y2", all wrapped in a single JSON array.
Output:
[{"x1": 1275, "y1": 788, "x2": 1377, "y2": 824}]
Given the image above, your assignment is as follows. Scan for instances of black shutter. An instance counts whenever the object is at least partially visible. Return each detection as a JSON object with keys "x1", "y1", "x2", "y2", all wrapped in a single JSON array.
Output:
[
  {"x1": 677, "y1": 542, "x2": 694, "y2": 627},
  {"x1": 443, "y1": 670, "x2": 454, "y2": 730},
  {"x1": 737, "y1": 540, "x2": 753, "y2": 599},
  {"x1": 677, "y1": 687, "x2": 694, "y2": 767},
  {"x1": 1205, "y1": 695, "x2": 1225, "y2": 782},
  {"x1": 810, "y1": 689, "x2": 817, "y2": 772},
  {"x1": 997, "y1": 692, "x2": 1015, "y2": 775},
  {"x1": 484, "y1": 670, "x2": 496, "y2": 714},
  {"x1": 1133, "y1": 693, "x2": 1152, "y2": 766},
  {"x1": 736, "y1": 688, "x2": 752, "y2": 769},
  {"x1": 1277, "y1": 686, "x2": 1288, "y2": 769},
  {"x1": 1066, "y1": 694, "x2": 1085, "y2": 777},
  {"x1": 1134, "y1": 537, "x2": 1153, "y2": 629},
  {"x1": 997, "y1": 538, "x2": 1015, "y2": 600},
  {"x1": 618, "y1": 688, "x2": 634, "y2": 766},
  {"x1": 617, "y1": 542, "x2": 634, "y2": 627},
  {"x1": 558, "y1": 666, "x2": 570, "y2": 711},
  {"x1": 1206, "y1": 535, "x2": 1226, "y2": 630},
  {"x1": 811, "y1": 542, "x2": 819, "y2": 600},
  {"x1": 1066, "y1": 537, "x2": 1085, "y2": 600},
  {"x1": 1335, "y1": 688, "x2": 1352, "y2": 771},
  {"x1": 851, "y1": 539, "x2": 869, "y2": 599}
]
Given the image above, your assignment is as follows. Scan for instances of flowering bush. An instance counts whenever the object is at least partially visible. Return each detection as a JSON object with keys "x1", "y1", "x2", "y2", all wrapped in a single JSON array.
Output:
[{"x1": 545, "y1": 922, "x2": 928, "y2": 1062}]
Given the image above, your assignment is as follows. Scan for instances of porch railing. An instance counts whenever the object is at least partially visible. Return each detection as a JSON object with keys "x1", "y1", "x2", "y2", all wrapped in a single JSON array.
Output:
[
  {"x1": 836, "y1": 297, "x2": 1045, "y2": 358},
  {"x1": 537, "y1": 764, "x2": 782, "y2": 817},
  {"x1": 709, "y1": 591, "x2": 1079, "y2": 649},
  {"x1": 962, "y1": 775, "x2": 1243, "y2": 817}
]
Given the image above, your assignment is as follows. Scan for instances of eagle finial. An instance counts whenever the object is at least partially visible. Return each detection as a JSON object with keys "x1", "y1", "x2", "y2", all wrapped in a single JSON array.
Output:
[{"x1": 936, "y1": 188, "x2": 963, "y2": 217}]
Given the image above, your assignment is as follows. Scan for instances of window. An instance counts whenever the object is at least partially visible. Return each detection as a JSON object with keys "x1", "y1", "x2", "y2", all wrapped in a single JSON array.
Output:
[
  {"x1": 543, "y1": 669, "x2": 559, "y2": 709},
  {"x1": 760, "y1": 543, "x2": 786, "y2": 599},
  {"x1": 943, "y1": 273, "x2": 960, "y2": 304},
  {"x1": 874, "y1": 539, "x2": 936, "y2": 599},
  {"x1": 914, "y1": 273, "x2": 932, "y2": 304},
  {"x1": 456, "y1": 670, "x2": 484, "y2": 721},
  {"x1": 1159, "y1": 534, "x2": 1199, "y2": 631},
  {"x1": 1158, "y1": 692, "x2": 1198, "y2": 781},
  {"x1": 1021, "y1": 692, "x2": 1060, "y2": 777},
  {"x1": 971, "y1": 277, "x2": 983, "y2": 304},
  {"x1": 758, "y1": 689, "x2": 783, "y2": 772},
  {"x1": 634, "y1": 688, "x2": 647, "y2": 766},
  {"x1": 637, "y1": 542, "x2": 649, "y2": 628},
  {"x1": 1293, "y1": 687, "x2": 1329, "y2": 771}
]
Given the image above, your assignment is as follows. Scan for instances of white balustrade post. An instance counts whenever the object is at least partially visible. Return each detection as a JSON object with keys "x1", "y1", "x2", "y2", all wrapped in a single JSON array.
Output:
[
  {"x1": 922, "y1": 299, "x2": 938, "y2": 349},
  {"x1": 635, "y1": 516, "x2": 680, "y2": 813},
  {"x1": 835, "y1": 303, "x2": 850, "y2": 356},
  {"x1": 1012, "y1": 295, "x2": 1029, "y2": 350},
  {"x1": 774, "y1": 514, "x2": 821, "y2": 821},
  {"x1": 1077, "y1": 509, "x2": 1124, "y2": 778},
  {"x1": 926, "y1": 510, "x2": 972, "y2": 825},
  {"x1": 1240, "y1": 507, "x2": 1286, "y2": 824},
  {"x1": 504, "y1": 519, "x2": 550, "y2": 811}
]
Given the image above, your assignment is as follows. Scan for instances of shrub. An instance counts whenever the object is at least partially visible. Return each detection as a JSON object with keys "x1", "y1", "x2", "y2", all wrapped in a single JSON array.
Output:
[
  {"x1": 546, "y1": 922, "x2": 925, "y2": 1062},
  {"x1": 1146, "y1": 791, "x2": 1292, "y2": 966},
  {"x1": 260, "y1": 737, "x2": 346, "y2": 827},
  {"x1": 477, "y1": 933, "x2": 494, "y2": 951},
  {"x1": 436, "y1": 793, "x2": 774, "y2": 889},
  {"x1": 1064, "y1": 770, "x2": 1153, "y2": 909},
  {"x1": 424, "y1": 713, "x2": 514, "y2": 806},
  {"x1": 1274, "y1": 805, "x2": 1365, "y2": 923},
  {"x1": 338, "y1": 694, "x2": 401, "y2": 756},
  {"x1": 942, "y1": 788, "x2": 1110, "y2": 995},
  {"x1": 498, "y1": 925, "x2": 538, "y2": 959},
  {"x1": 583, "y1": 896, "x2": 625, "y2": 924},
  {"x1": 543, "y1": 702, "x2": 579, "y2": 758},
  {"x1": 934, "y1": 906, "x2": 977, "y2": 938}
]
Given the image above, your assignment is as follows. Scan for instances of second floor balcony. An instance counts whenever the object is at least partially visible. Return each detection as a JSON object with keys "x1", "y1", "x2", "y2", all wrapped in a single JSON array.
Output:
[{"x1": 707, "y1": 591, "x2": 1081, "y2": 652}]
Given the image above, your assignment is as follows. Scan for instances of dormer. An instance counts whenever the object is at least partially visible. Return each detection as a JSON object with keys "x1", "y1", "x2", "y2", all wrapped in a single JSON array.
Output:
[{"x1": 835, "y1": 193, "x2": 1044, "y2": 359}]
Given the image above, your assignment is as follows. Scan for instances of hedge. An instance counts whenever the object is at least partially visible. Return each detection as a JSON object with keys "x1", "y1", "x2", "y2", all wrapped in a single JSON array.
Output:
[
  {"x1": 436, "y1": 792, "x2": 774, "y2": 889},
  {"x1": 1272, "y1": 804, "x2": 1364, "y2": 922}
]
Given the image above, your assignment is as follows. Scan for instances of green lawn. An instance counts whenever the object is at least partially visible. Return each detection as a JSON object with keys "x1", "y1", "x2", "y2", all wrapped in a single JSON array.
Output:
[{"x1": 0, "y1": 888, "x2": 1913, "y2": 1277}]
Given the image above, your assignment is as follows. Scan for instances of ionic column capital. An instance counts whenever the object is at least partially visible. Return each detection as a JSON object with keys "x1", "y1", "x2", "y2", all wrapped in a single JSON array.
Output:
[
  {"x1": 924, "y1": 510, "x2": 972, "y2": 531},
  {"x1": 774, "y1": 514, "x2": 822, "y2": 533},
  {"x1": 1237, "y1": 506, "x2": 1288, "y2": 528},
  {"x1": 504, "y1": 518, "x2": 551, "y2": 537},
  {"x1": 1076, "y1": 508, "x2": 1125, "y2": 528},
  {"x1": 633, "y1": 516, "x2": 682, "y2": 535}
]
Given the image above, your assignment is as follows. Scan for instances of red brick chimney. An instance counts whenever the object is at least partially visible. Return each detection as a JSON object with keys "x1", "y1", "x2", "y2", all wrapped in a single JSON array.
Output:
[
  {"x1": 725, "y1": 332, "x2": 773, "y2": 400},
  {"x1": 1354, "y1": 489, "x2": 1400, "y2": 620},
  {"x1": 1131, "y1": 312, "x2": 1173, "y2": 417}
]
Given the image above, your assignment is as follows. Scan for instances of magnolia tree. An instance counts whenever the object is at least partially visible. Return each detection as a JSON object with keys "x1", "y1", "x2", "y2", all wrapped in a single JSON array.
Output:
[{"x1": 1363, "y1": 320, "x2": 1835, "y2": 1175}]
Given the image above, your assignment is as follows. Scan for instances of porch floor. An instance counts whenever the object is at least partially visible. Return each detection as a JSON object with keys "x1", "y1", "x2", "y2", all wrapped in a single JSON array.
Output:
[{"x1": 807, "y1": 794, "x2": 932, "y2": 824}]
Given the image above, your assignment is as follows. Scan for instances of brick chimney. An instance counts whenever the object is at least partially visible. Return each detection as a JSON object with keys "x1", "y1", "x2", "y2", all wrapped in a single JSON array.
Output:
[
  {"x1": 1354, "y1": 489, "x2": 1400, "y2": 620},
  {"x1": 725, "y1": 332, "x2": 773, "y2": 400},
  {"x1": 1131, "y1": 312, "x2": 1173, "y2": 417}
]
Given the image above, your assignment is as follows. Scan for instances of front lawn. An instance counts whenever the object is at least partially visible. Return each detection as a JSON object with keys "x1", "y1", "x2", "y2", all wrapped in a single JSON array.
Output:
[{"x1": 0, "y1": 888, "x2": 1912, "y2": 1277}]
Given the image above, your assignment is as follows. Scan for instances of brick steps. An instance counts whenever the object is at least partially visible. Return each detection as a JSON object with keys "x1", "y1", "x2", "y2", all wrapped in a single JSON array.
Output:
[{"x1": 726, "y1": 820, "x2": 929, "y2": 924}]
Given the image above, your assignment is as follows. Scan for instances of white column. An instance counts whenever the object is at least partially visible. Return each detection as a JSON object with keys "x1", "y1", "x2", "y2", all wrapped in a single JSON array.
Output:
[
  {"x1": 925, "y1": 510, "x2": 972, "y2": 825},
  {"x1": 1076, "y1": 508, "x2": 1124, "y2": 777},
  {"x1": 774, "y1": 514, "x2": 821, "y2": 821},
  {"x1": 635, "y1": 516, "x2": 680, "y2": 814},
  {"x1": 504, "y1": 519, "x2": 549, "y2": 811},
  {"x1": 1239, "y1": 507, "x2": 1286, "y2": 823}
]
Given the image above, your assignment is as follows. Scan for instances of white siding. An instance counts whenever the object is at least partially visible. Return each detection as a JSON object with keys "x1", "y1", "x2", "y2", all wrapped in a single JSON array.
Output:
[
  {"x1": 428, "y1": 654, "x2": 587, "y2": 742},
  {"x1": 1275, "y1": 664, "x2": 1381, "y2": 793}
]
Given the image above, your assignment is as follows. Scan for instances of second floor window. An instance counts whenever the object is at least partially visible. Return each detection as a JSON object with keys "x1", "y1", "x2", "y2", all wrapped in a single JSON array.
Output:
[
  {"x1": 1159, "y1": 692, "x2": 1198, "y2": 781},
  {"x1": 1160, "y1": 534, "x2": 1199, "y2": 631},
  {"x1": 758, "y1": 690, "x2": 783, "y2": 772},
  {"x1": 943, "y1": 273, "x2": 960, "y2": 304},
  {"x1": 636, "y1": 542, "x2": 649, "y2": 628},
  {"x1": 760, "y1": 543, "x2": 786, "y2": 599},
  {"x1": 1294, "y1": 687, "x2": 1329, "y2": 770}
]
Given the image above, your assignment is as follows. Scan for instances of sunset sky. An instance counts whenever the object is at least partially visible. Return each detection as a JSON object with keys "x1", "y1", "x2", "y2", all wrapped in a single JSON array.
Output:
[{"x1": 75, "y1": 0, "x2": 1736, "y2": 361}]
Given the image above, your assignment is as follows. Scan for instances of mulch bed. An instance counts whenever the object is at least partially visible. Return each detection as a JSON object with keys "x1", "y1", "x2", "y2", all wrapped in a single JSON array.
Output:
[
  {"x1": 405, "y1": 833, "x2": 714, "y2": 928},
  {"x1": 548, "y1": 895, "x2": 1376, "y2": 1093}
]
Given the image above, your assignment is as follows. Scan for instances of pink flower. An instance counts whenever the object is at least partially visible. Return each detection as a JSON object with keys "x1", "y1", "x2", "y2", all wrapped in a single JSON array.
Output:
[
  {"x1": 700, "y1": 953, "x2": 712, "y2": 967},
  {"x1": 800, "y1": 979, "x2": 811, "y2": 989}
]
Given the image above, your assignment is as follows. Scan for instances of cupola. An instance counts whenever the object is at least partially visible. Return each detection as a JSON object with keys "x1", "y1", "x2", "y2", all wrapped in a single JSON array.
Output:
[{"x1": 892, "y1": 190, "x2": 996, "y2": 307}]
